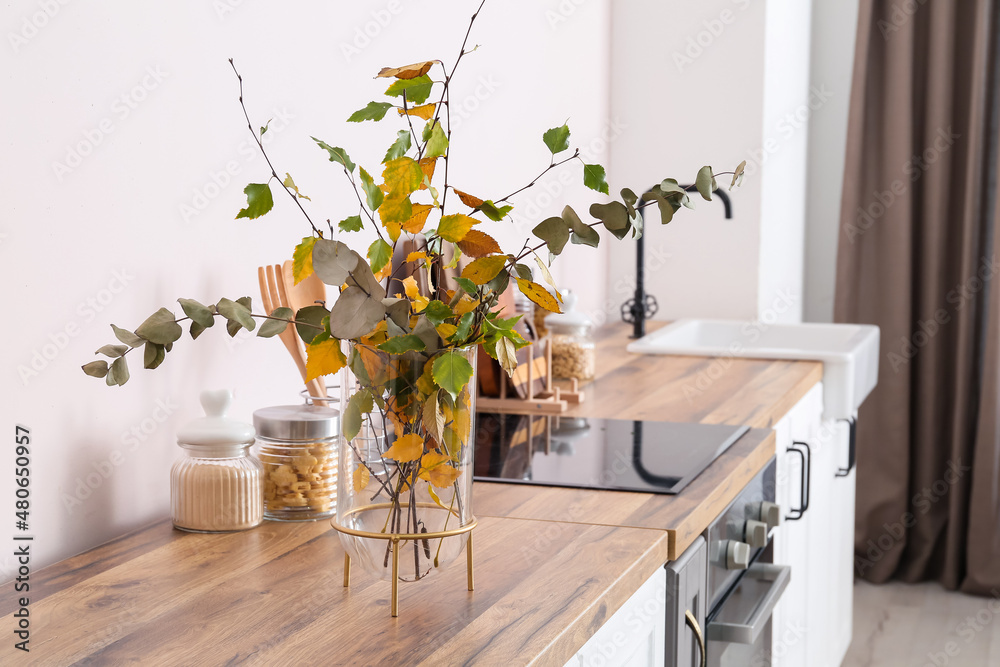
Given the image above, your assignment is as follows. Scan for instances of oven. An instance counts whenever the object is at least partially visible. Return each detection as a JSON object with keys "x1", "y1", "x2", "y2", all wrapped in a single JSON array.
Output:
[{"x1": 703, "y1": 457, "x2": 789, "y2": 667}]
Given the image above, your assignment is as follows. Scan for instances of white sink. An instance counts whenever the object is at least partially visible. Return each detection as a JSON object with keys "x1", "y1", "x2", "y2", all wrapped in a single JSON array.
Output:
[{"x1": 626, "y1": 319, "x2": 880, "y2": 421}]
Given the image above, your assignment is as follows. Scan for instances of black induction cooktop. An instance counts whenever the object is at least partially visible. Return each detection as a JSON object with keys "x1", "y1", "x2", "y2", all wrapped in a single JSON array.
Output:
[{"x1": 473, "y1": 413, "x2": 749, "y2": 495}]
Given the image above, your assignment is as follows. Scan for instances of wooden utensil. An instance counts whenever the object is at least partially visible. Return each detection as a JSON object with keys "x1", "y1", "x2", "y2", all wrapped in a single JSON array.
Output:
[
  {"x1": 258, "y1": 265, "x2": 325, "y2": 400},
  {"x1": 281, "y1": 261, "x2": 328, "y2": 400}
]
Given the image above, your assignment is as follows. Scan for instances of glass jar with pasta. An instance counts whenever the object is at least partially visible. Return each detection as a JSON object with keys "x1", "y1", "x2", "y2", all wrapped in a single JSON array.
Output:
[{"x1": 253, "y1": 401, "x2": 340, "y2": 521}]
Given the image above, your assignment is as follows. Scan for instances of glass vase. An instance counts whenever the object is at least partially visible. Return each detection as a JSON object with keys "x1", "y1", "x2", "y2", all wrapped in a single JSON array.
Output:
[{"x1": 335, "y1": 344, "x2": 476, "y2": 583}]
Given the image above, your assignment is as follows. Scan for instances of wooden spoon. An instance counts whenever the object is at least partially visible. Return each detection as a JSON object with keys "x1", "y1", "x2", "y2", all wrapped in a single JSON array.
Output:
[
  {"x1": 282, "y1": 261, "x2": 329, "y2": 399},
  {"x1": 257, "y1": 265, "x2": 325, "y2": 400}
]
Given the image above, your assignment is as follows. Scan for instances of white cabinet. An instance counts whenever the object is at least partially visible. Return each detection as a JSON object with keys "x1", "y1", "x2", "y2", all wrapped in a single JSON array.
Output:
[
  {"x1": 771, "y1": 382, "x2": 855, "y2": 667},
  {"x1": 571, "y1": 565, "x2": 667, "y2": 667}
]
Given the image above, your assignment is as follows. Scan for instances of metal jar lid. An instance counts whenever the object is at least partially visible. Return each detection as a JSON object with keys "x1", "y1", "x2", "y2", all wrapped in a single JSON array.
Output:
[{"x1": 252, "y1": 404, "x2": 340, "y2": 441}]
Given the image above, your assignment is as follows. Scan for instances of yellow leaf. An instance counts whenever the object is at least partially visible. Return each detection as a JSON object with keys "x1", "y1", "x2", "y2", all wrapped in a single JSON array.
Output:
[
  {"x1": 418, "y1": 451, "x2": 461, "y2": 488},
  {"x1": 418, "y1": 157, "x2": 437, "y2": 189},
  {"x1": 461, "y1": 255, "x2": 508, "y2": 285},
  {"x1": 402, "y1": 275, "x2": 420, "y2": 300},
  {"x1": 406, "y1": 251, "x2": 428, "y2": 264},
  {"x1": 416, "y1": 365, "x2": 436, "y2": 396},
  {"x1": 457, "y1": 229, "x2": 503, "y2": 258},
  {"x1": 382, "y1": 157, "x2": 424, "y2": 198},
  {"x1": 377, "y1": 61, "x2": 435, "y2": 79},
  {"x1": 437, "y1": 214, "x2": 479, "y2": 243},
  {"x1": 360, "y1": 320, "x2": 388, "y2": 345},
  {"x1": 436, "y1": 323, "x2": 458, "y2": 339},
  {"x1": 305, "y1": 338, "x2": 347, "y2": 383},
  {"x1": 516, "y1": 278, "x2": 562, "y2": 313},
  {"x1": 399, "y1": 104, "x2": 437, "y2": 121},
  {"x1": 292, "y1": 236, "x2": 317, "y2": 284},
  {"x1": 451, "y1": 404, "x2": 471, "y2": 441},
  {"x1": 454, "y1": 296, "x2": 479, "y2": 316},
  {"x1": 402, "y1": 203, "x2": 433, "y2": 234},
  {"x1": 375, "y1": 262, "x2": 393, "y2": 281},
  {"x1": 379, "y1": 194, "x2": 412, "y2": 225},
  {"x1": 533, "y1": 254, "x2": 562, "y2": 302},
  {"x1": 454, "y1": 189, "x2": 484, "y2": 208},
  {"x1": 413, "y1": 294, "x2": 429, "y2": 312},
  {"x1": 356, "y1": 344, "x2": 387, "y2": 383},
  {"x1": 383, "y1": 433, "x2": 424, "y2": 462},
  {"x1": 426, "y1": 483, "x2": 457, "y2": 516},
  {"x1": 353, "y1": 465, "x2": 370, "y2": 493}
]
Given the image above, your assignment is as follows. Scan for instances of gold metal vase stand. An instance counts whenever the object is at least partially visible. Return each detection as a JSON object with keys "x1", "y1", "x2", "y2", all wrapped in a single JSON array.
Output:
[{"x1": 331, "y1": 502, "x2": 477, "y2": 617}]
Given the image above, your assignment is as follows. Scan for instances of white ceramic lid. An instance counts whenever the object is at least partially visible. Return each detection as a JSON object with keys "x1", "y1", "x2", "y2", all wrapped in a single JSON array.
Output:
[
  {"x1": 176, "y1": 390, "x2": 256, "y2": 446},
  {"x1": 544, "y1": 291, "x2": 592, "y2": 330}
]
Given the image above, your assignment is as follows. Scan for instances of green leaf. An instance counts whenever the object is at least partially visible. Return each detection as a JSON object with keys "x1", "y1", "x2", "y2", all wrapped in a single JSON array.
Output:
[
  {"x1": 178, "y1": 298, "x2": 215, "y2": 329},
  {"x1": 332, "y1": 217, "x2": 359, "y2": 234},
  {"x1": 217, "y1": 298, "x2": 255, "y2": 333},
  {"x1": 260, "y1": 119, "x2": 271, "y2": 136},
  {"x1": 454, "y1": 276, "x2": 478, "y2": 295},
  {"x1": 367, "y1": 239, "x2": 392, "y2": 275},
  {"x1": 282, "y1": 172, "x2": 311, "y2": 201},
  {"x1": 562, "y1": 205, "x2": 600, "y2": 248},
  {"x1": 82, "y1": 360, "x2": 109, "y2": 378},
  {"x1": 422, "y1": 120, "x2": 449, "y2": 159},
  {"x1": 110, "y1": 357, "x2": 129, "y2": 386},
  {"x1": 432, "y1": 350, "x2": 474, "y2": 399},
  {"x1": 294, "y1": 305, "x2": 330, "y2": 345},
  {"x1": 453, "y1": 312, "x2": 474, "y2": 342},
  {"x1": 111, "y1": 324, "x2": 144, "y2": 348},
  {"x1": 378, "y1": 334, "x2": 426, "y2": 354},
  {"x1": 582, "y1": 163, "x2": 609, "y2": 194},
  {"x1": 347, "y1": 101, "x2": 393, "y2": 123},
  {"x1": 328, "y1": 286, "x2": 387, "y2": 340},
  {"x1": 621, "y1": 187, "x2": 639, "y2": 215},
  {"x1": 423, "y1": 300, "x2": 453, "y2": 326},
  {"x1": 383, "y1": 130, "x2": 412, "y2": 163},
  {"x1": 96, "y1": 344, "x2": 128, "y2": 358},
  {"x1": 696, "y1": 166, "x2": 716, "y2": 201},
  {"x1": 235, "y1": 183, "x2": 274, "y2": 220},
  {"x1": 589, "y1": 201, "x2": 630, "y2": 236},
  {"x1": 644, "y1": 187, "x2": 678, "y2": 224},
  {"x1": 258, "y1": 307, "x2": 292, "y2": 338},
  {"x1": 343, "y1": 390, "x2": 365, "y2": 441},
  {"x1": 313, "y1": 239, "x2": 359, "y2": 286},
  {"x1": 384, "y1": 75, "x2": 434, "y2": 105},
  {"x1": 143, "y1": 342, "x2": 166, "y2": 370},
  {"x1": 543, "y1": 123, "x2": 570, "y2": 154},
  {"x1": 478, "y1": 200, "x2": 513, "y2": 222},
  {"x1": 358, "y1": 167, "x2": 384, "y2": 212},
  {"x1": 532, "y1": 216, "x2": 570, "y2": 255},
  {"x1": 135, "y1": 308, "x2": 183, "y2": 346},
  {"x1": 190, "y1": 320, "x2": 207, "y2": 340},
  {"x1": 514, "y1": 263, "x2": 533, "y2": 281},
  {"x1": 311, "y1": 138, "x2": 356, "y2": 173}
]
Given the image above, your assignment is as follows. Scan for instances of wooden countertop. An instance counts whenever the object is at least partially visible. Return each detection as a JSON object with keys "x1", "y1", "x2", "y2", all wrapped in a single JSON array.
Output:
[
  {"x1": 2, "y1": 324, "x2": 821, "y2": 666},
  {"x1": 1, "y1": 518, "x2": 670, "y2": 666}
]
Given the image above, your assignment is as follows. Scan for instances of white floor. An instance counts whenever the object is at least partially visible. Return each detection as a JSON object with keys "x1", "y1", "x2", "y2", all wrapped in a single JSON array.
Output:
[{"x1": 843, "y1": 580, "x2": 1000, "y2": 666}]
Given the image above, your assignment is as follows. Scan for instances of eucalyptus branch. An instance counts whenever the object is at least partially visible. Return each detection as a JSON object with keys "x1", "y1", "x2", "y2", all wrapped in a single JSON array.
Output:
[
  {"x1": 496, "y1": 149, "x2": 580, "y2": 203},
  {"x1": 229, "y1": 58, "x2": 321, "y2": 237}
]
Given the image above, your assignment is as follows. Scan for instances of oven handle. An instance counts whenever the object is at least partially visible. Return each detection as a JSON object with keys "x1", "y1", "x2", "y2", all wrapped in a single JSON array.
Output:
[
  {"x1": 706, "y1": 563, "x2": 791, "y2": 645},
  {"x1": 685, "y1": 610, "x2": 706, "y2": 667}
]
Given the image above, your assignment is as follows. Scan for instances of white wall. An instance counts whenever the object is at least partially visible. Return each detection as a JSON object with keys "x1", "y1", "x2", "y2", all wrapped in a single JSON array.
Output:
[
  {"x1": 607, "y1": 0, "x2": 823, "y2": 326},
  {"x1": 803, "y1": 0, "x2": 860, "y2": 322},
  {"x1": 1, "y1": 0, "x2": 610, "y2": 574}
]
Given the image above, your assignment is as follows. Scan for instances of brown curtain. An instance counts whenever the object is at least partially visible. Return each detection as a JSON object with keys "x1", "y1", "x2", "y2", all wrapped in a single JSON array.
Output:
[{"x1": 836, "y1": 0, "x2": 1000, "y2": 594}]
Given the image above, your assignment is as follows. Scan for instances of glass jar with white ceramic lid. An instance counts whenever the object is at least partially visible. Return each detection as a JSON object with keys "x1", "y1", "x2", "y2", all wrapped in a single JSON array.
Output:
[
  {"x1": 171, "y1": 390, "x2": 263, "y2": 533},
  {"x1": 544, "y1": 291, "x2": 596, "y2": 382},
  {"x1": 253, "y1": 401, "x2": 340, "y2": 521}
]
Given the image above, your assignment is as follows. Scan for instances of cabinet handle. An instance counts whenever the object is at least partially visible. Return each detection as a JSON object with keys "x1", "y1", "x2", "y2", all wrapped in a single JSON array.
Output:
[
  {"x1": 685, "y1": 610, "x2": 706, "y2": 667},
  {"x1": 785, "y1": 441, "x2": 811, "y2": 520},
  {"x1": 836, "y1": 417, "x2": 857, "y2": 477}
]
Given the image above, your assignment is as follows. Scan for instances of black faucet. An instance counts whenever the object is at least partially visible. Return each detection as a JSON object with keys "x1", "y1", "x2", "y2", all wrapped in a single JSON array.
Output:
[{"x1": 621, "y1": 184, "x2": 733, "y2": 339}]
